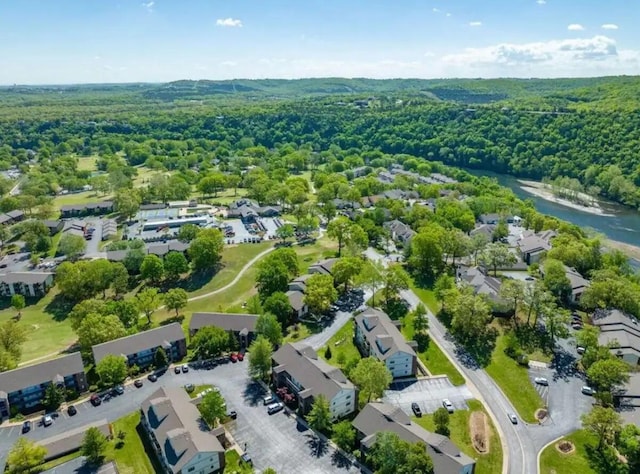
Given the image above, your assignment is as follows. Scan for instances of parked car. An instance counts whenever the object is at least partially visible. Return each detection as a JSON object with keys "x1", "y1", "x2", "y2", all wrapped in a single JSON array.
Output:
[
  {"x1": 148, "y1": 373, "x2": 158, "y2": 382},
  {"x1": 442, "y1": 399, "x2": 454, "y2": 413},
  {"x1": 263, "y1": 395, "x2": 276, "y2": 406},
  {"x1": 67, "y1": 405, "x2": 77, "y2": 416},
  {"x1": 134, "y1": 379, "x2": 143, "y2": 388},
  {"x1": 230, "y1": 353, "x2": 238, "y2": 363},
  {"x1": 174, "y1": 366, "x2": 181, "y2": 374},
  {"x1": 228, "y1": 410, "x2": 238, "y2": 420},
  {"x1": 42, "y1": 415, "x2": 53, "y2": 427},
  {"x1": 241, "y1": 453, "x2": 253, "y2": 466},
  {"x1": 90, "y1": 394, "x2": 102, "y2": 406},
  {"x1": 582, "y1": 386, "x2": 596, "y2": 396},
  {"x1": 508, "y1": 412, "x2": 518, "y2": 424},
  {"x1": 534, "y1": 377, "x2": 549, "y2": 386},
  {"x1": 114, "y1": 385, "x2": 125, "y2": 395},
  {"x1": 576, "y1": 346, "x2": 586, "y2": 355},
  {"x1": 181, "y1": 364, "x2": 189, "y2": 373},
  {"x1": 571, "y1": 322, "x2": 583, "y2": 330},
  {"x1": 411, "y1": 402, "x2": 422, "y2": 417},
  {"x1": 267, "y1": 402, "x2": 284, "y2": 415},
  {"x1": 21, "y1": 420, "x2": 32, "y2": 433},
  {"x1": 185, "y1": 383, "x2": 195, "y2": 393},
  {"x1": 237, "y1": 353, "x2": 244, "y2": 362},
  {"x1": 102, "y1": 393, "x2": 112, "y2": 402}
]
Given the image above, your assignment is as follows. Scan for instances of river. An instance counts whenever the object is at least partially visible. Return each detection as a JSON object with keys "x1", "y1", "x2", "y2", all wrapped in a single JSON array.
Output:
[{"x1": 467, "y1": 169, "x2": 640, "y2": 248}]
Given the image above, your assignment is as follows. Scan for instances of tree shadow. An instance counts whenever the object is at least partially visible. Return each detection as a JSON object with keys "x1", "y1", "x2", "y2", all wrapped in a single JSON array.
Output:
[
  {"x1": 549, "y1": 347, "x2": 581, "y2": 382},
  {"x1": 159, "y1": 315, "x2": 185, "y2": 326},
  {"x1": 242, "y1": 381, "x2": 266, "y2": 407},
  {"x1": 44, "y1": 293, "x2": 74, "y2": 322},
  {"x1": 176, "y1": 266, "x2": 221, "y2": 293},
  {"x1": 305, "y1": 433, "x2": 329, "y2": 458},
  {"x1": 331, "y1": 450, "x2": 353, "y2": 469},
  {"x1": 383, "y1": 298, "x2": 409, "y2": 321}
]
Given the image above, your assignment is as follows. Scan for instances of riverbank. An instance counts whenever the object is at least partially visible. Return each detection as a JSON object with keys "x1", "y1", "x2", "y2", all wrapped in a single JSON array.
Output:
[
  {"x1": 518, "y1": 180, "x2": 614, "y2": 217},
  {"x1": 604, "y1": 239, "x2": 640, "y2": 262}
]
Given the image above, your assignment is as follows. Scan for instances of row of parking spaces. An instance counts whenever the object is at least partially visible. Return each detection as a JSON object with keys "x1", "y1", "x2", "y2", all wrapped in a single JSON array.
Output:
[
  {"x1": 137, "y1": 208, "x2": 180, "y2": 220},
  {"x1": 383, "y1": 377, "x2": 473, "y2": 416}
]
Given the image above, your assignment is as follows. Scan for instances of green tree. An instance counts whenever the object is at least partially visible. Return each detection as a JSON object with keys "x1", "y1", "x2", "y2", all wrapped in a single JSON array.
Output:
[
  {"x1": 140, "y1": 254, "x2": 164, "y2": 284},
  {"x1": 248, "y1": 335, "x2": 273, "y2": 381},
  {"x1": 6, "y1": 437, "x2": 47, "y2": 474},
  {"x1": 367, "y1": 432, "x2": 434, "y2": 474},
  {"x1": 587, "y1": 358, "x2": 630, "y2": 393},
  {"x1": 114, "y1": 190, "x2": 141, "y2": 221},
  {"x1": 618, "y1": 424, "x2": 640, "y2": 472},
  {"x1": 256, "y1": 312, "x2": 284, "y2": 347},
  {"x1": 163, "y1": 288, "x2": 188, "y2": 316},
  {"x1": 256, "y1": 261, "x2": 290, "y2": 300},
  {"x1": 96, "y1": 354, "x2": 128, "y2": 386},
  {"x1": 188, "y1": 228, "x2": 224, "y2": 272},
  {"x1": 382, "y1": 264, "x2": 410, "y2": 307},
  {"x1": 351, "y1": 357, "x2": 393, "y2": 402},
  {"x1": 191, "y1": 326, "x2": 230, "y2": 359},
  {"x1": 332, "y1": 257, "x2": 364, "y2": 293},
  {"x1": 332, "y1": 420, "x2": 356, "y2": 451},
  {"x1": 42, "y1": 383, "x2": 64, "y2": 410},
  {"x1": 0, "y1": 321, "x2": 27, "y2": 363},
  {"x1": 164, "y1": 251, "x2": 189, "y2": 281},
  {"x1": 123, "y1": 248, "x2": 146, "y2": 274},
  {"x1": 411, "y1": 303, "x2": 429, "y2": 335},
  {"x1": 306, "y1": 394, "x2": 332, "y2": 433},
  {"x1": 450, "y1": 290, "x2": 492, "y2": 346},
  {"x1": 10, "y1": 294, "x2": 25, "y2": 318},
  {"x1": 543, "y1": 258, "x2": 572, "y2": 301},
  {"x1": 327, "y1": 216, "x2": 366, "y2": 257},
  {"x1": 409, "y1": 225, "x2": 446, "y2": 279},
  {"x1": 69, "y1": 299, "x2": 107, "y2": 330},
  {"x1": 108, "y1": 299, "x2": 139, "y2": 329},
  {"x1": 275, "y1": 223, "x2": 295, "y2": 242},
  {"x1": 492, "y1": 220, "x2": 509, "y2": 241},
  {"x1": 177, "y1": 224, "x2": 200, "y2": 242},
  {"x1": 263, "y1": 292, "x2": 293, "y2": 327},
  {"x1": 136, "y1": 287, "x2": 160, "y2": 325},
  {"x1": 581, "y1": 406, "x2": 622, "y2": 450},
  {"x1": 57, "y1": 233, "x2": 87, "y2": 260},
  {"x1": 433, "y1": 407, "x2": 450, "y2": 436},
  {"x1": 81, "y1": 427, "x2": 108, "y2": 465},
  {"x1": 77, "y1": 313, "x2": 127, "y2": 355},
  {"x1": 357, "y1": 259, "x2": 385, "y2": 306},
  {"x1": 199, "y1": 390, "x2": 227, "y2": 427},
  {"x1": 154, "y1": 347, "x2": 169, "y2": 368},
  {"x1": 479, "y1": 242, "x2": 517, "y2": 276},
  {"x1": 469, "y1": 232, "x2": 489, "y2": 265},
  {"x1": 499, "y1": 279, "x2": 526, "y2": 318},
  {"x1": 304, "y1": 274, "x2": 338, "y2": 315}
]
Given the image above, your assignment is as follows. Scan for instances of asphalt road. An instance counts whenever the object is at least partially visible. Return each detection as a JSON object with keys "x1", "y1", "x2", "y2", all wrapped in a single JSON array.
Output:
[{"x1": 364, "y1": 247, "x2": 592, "y2": 474}]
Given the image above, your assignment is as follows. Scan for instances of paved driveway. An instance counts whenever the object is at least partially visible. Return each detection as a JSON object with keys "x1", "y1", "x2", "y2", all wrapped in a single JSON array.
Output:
[
  {"x1": 1, "y1": 363, "x2": 358, "y2": 474},
  {"x1": 383, "y1": 377, "x2": 473, "y2": 416}
]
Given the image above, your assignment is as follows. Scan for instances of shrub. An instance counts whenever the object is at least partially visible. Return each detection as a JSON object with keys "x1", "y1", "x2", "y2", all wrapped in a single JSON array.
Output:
[
  {"x1": 324, "y1": 346, "x2": 332, "y2": 359},
  {"x1": 517, "y1": 354, "x2": 529, "y2": 367}
]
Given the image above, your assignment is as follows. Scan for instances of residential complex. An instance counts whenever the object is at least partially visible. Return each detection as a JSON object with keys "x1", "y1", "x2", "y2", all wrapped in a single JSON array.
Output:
[
  {"x1": 593, "y1": 309, "x2": 640, "y2": 365},
  {"x1": 189, "y1": 312, "x2": 258, "y2": 349},
  {"x1": 92, "y1": 323, "x2": 187, "y2": 367},
  {"x1": 272, "y1": 342, "x2": 357, "y2": 419},
  {"x1": 354, "y1": 308, "x2": 418, "y2": 378},
  {"x1": 353, "y1": 402, "x2": 476, "y2": 474},
  {"x1": 0, "y1": 353, "x2": 87, "y2": 420},
  {"x1": 141, "y1": 387, "x2": 225, "y2": 474},
  {"x1": 0, "y1": 272, "x2": 54, "y2": 297}
]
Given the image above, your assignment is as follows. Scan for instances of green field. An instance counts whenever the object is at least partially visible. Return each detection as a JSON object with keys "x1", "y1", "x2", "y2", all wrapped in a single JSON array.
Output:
[
  {"x1": 485, "y1": 334, "x2": 544, "y2": 423},
  {"x1": 77, "y1": 155, "x2": 99, "y2": 171},
  {"x1": 109, "y1": 412, "x2": 159, "y2": 474},
  {"x1": 413, "y1": 399, "x2": 503, "y2": 474},
  {"x1": 319, "y1": 319, "x2": 361, "y2": 368},
  {"x1": 224, "y1": 450, "x2": 253, "y2": 473},
  {"x1": 539, "y1": 430, "x2": 596, "y2": 474}
]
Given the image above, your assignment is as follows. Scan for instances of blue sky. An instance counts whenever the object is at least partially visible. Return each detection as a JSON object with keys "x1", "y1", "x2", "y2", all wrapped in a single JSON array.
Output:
[{"x1": 0, "y1": 0, "x2": 638, "y2": 84}]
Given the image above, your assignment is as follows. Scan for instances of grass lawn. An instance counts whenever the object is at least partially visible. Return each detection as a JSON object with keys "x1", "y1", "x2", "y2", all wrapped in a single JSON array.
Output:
[
  {"x1": 224, "y1": 450, "x2": 254, "y2": 474},
  {"x1": 283, "y1": 323, "x2": 313, "y2": 343},
  {"x1": 52, "y1": 190, "x2": 110, "y2": 211},
  {"x1": 413, "y1": 399, "x2": 503, "y2": 474},
  {"x1": 319, "y1": 320, "x2": 361, "y2": 368},
  {"x1": 109, "y1": 412, "x2": 159, "y2": 474},
  {"x1": 296, "y1": 236, "x2": 338, "y2": 273},
  {"x1": 539, "y1": 430, "x2": 596, "y2": 474},
  {"x1": 47, "y1": 231, "x2": 63, "y2": 258},
  {"x1": 187, "y1": 384, "x2": 214, "y2": 399},
  {"x1": 409, "y1": 281, "x2": 440, "y2": 314},
  {"x1": 485, "y1": 334, "x2": 543, "y2": 423},
  {"x1": 77, "y1": 155, "x2": 98, "y2": 172}
]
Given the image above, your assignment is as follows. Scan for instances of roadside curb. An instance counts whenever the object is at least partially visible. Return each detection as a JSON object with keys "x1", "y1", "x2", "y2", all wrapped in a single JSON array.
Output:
[{"x1": 537, "y1": 434, "x2": 565, "y2": 473}]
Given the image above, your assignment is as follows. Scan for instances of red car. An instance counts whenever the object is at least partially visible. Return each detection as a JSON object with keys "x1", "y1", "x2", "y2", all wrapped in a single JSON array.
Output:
[
  {"x1": 237, "y1": 353, "x2": 244, "y2": 361},
  {"x1": 230, "y1": 353, "x2": 238, "y2": 363}
]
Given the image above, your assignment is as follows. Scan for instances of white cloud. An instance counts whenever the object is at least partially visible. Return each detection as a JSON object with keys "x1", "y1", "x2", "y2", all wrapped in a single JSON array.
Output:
[
  {"x1": 446, "y1": 12, "x2": 452, "y2": 17},
  {"x1": 568, "y1": 24, "x2": 585, "y2": 31},
  {"x1": 220, "y1": 61, "x2": 238, "y2": 67},
  {"x1": 537, "y1": 0, "x2": 546, "y2": 5},
  {"x1": 469, "y1": 21, "x2": 482, "y2": 27},
  {"x1": 602, "y1": 24, "x2": 619, "y2": 30},
  {"x1": 432, "y1": 8, "x2": 440, "y2": 13},
  {"x1": 216, "y1": 18, "x2": 243, "y2": 27},
  {"x1": 441, "y1": 35, "x2": 640, "y2": 77},
  {"x1": 424, "y1": 51, "x2": 436, "y2": 58},
  {"x1": 141, "y1": 1, "x2": 154, "y2": 13}
]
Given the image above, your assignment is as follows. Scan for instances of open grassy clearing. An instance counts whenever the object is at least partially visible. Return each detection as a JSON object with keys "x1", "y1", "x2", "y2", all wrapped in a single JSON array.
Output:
[
  {"x1": 52, "y1": 190, "x2": 111, "y2": 210},
  {"x1": 109, "y1": 412, "x2": 159, "y2": 474},
  {"x1": 539, "y1": 430, "x2": 596, "y2": 474},
  {"x1": 319, "y1": 319, "x2": 361, "y2": 367},
  {"x1": 402, "y1": 309, "x2": 465, "y2": 386},
  {"x1": 413, "y1": 399, "x2": 503, "y2": 474},
  {"x1": 485, "y1": 334, "x2": 543, "y2": 423},
  {"x1": 409, "y1": 281, "x2": 440, "y2": 314},
  {"x1": 77, "y1": 155, "x2": 99, "y2": 172}
]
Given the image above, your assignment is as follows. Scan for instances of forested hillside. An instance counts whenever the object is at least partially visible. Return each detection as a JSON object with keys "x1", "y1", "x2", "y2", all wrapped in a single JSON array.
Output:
[{"x1": 0, "y1": 76, "x2": 639, "y2": 208}]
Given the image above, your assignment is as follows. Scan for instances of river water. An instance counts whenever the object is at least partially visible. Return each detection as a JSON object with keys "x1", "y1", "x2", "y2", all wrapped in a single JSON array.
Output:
[{"x1": 467, "y1": 169, "x2": 640, "y2": 248}]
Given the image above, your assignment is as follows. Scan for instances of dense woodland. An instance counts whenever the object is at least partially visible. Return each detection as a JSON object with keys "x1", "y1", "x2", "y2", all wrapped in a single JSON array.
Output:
[{"x1": 1, "y1": 77, "x2": 640, "y2": 209}]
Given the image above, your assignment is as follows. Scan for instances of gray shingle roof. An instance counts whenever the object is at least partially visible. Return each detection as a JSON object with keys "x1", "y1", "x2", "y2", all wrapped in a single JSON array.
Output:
[
  {"x1": 141, "y1": 387, "x2": 224, "y2": 474},
  {"x1": 92, "y1": 323, "x2": 185, "y2": 364},
  {"x1": 286, "y1": 290, "x2": 305, "y2": 311},
  {"x1": 0, "y1": 272, "x2": 53, "y2": 285},
  {"x1": 272, "y1": 343, "x2": 354, "y2": 401},
  {"x1": 0, "y1": 353, "x2": 84, "y2": 395},
  {"x1": 355, "y1": 308, "x2": 416, "y2": 361},
  {"x1": 308, "y1": 258, "x2": 340, "y2": 275},
  {"x1": 190, "y1": 313, "x2": 258, "y2": 333},
  {"x1": 353, "y1": 402, "x2": 475, "y2": 474},
  {"x1": 39, "y1": 419, "x2": 110, "y2": 461}
]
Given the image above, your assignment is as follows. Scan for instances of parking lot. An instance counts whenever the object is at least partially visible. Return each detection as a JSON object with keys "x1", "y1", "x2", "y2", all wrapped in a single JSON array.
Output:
[
  {"x1": 383, "y1": 377, "x2": 473, "y2": 416},
  {"x1": 0, "y1": 362, "x2": 359, "y2": 474}
]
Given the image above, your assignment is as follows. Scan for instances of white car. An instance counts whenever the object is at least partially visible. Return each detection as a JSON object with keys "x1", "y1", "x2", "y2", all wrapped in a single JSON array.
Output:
[
  {"x1": 581, "y1": 386, "x2": 596, "y2": 396},
  {"x1": 508, "y1": 412, "x2": 518, "y2": 424},
  {"x1": 42, "y1": 415, "x2": 53, "y2": 427},
  {"x1": 263, "y1": 395, "x2": 276, "y2": 406},
  {"x1": 534, "y1": 377, "x2": 549, "y2": 386},
  {"x1": 267, "y1": 402, "x2": 284, "y2": 415},
  {"x1": 442, "y1": 399, "x2": 454, "y2": 413}
]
